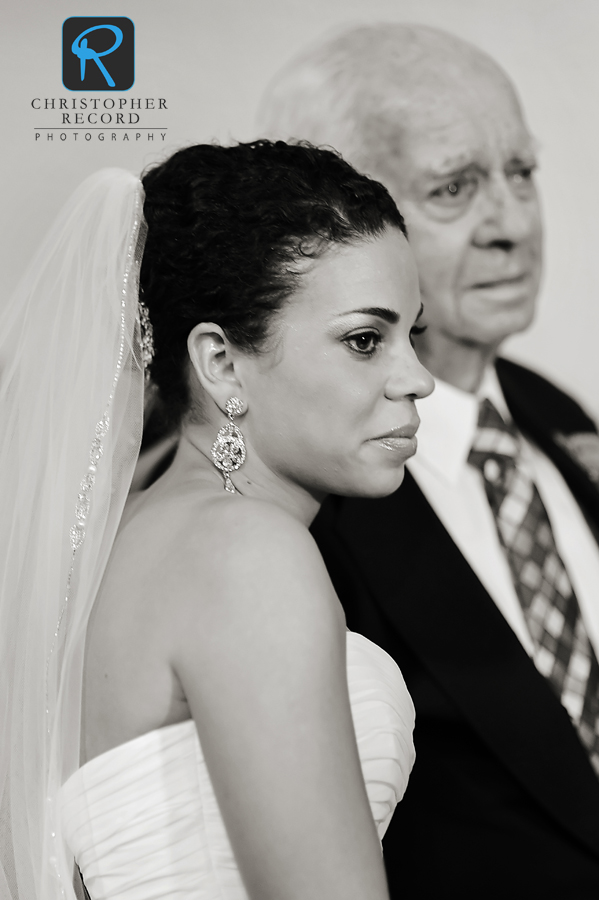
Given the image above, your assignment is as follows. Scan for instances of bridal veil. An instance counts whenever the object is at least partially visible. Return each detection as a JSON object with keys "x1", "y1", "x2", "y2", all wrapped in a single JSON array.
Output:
[{"x1": 0, "y1": 170, "x2": 147, "y2": 899}]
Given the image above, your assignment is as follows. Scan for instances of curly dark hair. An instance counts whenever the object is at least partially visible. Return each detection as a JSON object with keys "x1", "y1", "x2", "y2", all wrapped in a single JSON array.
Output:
[{"x1": 140, "y1": 139, "x2": 406, "y2": 429}]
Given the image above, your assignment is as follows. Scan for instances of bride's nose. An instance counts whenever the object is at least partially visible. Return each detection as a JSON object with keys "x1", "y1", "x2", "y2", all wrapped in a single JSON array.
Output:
[{"x1": 384, "y1": 349, "x2": 435, "y2": 401}]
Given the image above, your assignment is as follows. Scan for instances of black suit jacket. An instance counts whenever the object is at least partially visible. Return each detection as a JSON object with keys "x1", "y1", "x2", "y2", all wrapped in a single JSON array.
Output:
[{"x1": 311, "y1": 359, "x2": 599, "y2": 899}]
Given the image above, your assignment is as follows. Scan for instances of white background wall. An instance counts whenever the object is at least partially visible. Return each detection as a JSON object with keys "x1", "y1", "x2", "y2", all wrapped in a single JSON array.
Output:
[{"x1": 2, "y1": 0, "x2": 598, "y2": 419}]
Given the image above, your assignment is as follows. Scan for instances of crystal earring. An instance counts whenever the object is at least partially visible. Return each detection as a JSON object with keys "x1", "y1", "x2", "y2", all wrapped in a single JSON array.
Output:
[{"x1": 211, "y1": 397, "x2": 246, "y2": 493}]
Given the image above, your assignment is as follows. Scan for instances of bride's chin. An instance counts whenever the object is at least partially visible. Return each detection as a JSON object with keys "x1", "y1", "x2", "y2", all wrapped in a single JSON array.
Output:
[{"x1": 330, "y1": 466, "x2": 407, "y2": 500}]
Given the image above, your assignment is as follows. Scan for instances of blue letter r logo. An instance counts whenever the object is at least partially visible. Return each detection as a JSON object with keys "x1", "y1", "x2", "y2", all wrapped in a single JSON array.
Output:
[
  {"x1": 72, "y1": 25, "x2": 123, "y2": 87},
  {"x1": 63, "y1": 18, "x2": 134, "y2": 92}
]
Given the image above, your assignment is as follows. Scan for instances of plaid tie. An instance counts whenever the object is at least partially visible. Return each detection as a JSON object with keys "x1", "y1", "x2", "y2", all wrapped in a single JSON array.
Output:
[{"x1": 468, "y1": 398, "x2": 599, "y2": 775}]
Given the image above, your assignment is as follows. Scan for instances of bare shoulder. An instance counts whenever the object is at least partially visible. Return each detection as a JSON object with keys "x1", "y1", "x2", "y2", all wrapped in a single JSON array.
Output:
[
  {"x1": 183, "y1": 496, "x2": 338, "y2": 611},
  {"x1": 205, "y1": 496, "x2": 325, "y2": 575},
  {"x1": 168, "y1": 495, "x2": 344, "y2": 661}
]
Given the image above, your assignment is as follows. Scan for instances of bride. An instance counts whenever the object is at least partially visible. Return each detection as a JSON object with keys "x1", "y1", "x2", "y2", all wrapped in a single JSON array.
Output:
[{"x1": 0, "y1": 140, "x2": 433, "y2": 900}]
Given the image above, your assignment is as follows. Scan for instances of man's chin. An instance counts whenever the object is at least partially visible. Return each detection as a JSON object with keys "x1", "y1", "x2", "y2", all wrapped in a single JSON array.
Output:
[{"x1": 462, "y1": 302, "x2": 537, "y2": 350}]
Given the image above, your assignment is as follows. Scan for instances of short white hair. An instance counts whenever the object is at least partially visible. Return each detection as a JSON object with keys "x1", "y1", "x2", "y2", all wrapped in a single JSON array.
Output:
[{"x1": 257, "y1": 23, "x2": 510, "y2": 178}]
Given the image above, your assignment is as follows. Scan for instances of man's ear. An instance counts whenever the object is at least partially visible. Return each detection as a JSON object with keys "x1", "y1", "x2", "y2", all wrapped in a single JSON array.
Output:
[{"x1": 187, "y1": 322, "x2": 244, "y2": 414}]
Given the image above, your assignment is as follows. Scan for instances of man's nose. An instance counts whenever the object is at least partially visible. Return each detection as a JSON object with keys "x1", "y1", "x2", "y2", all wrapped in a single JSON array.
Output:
[
  {"x1": 473, "y1": 175, "x2": 539, "y2": 248},
  {"x1": 385, "y1": 352, "x2": 435, "y2": 402}
]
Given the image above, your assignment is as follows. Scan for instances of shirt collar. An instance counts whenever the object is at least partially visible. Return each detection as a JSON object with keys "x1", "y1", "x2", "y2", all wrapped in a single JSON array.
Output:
[
  {"x1": 479, "y1": 366, "x2": 512, "y2": 423},
  {"x1": 411, "y1": 365, "x2": 512, "y2": 485}
]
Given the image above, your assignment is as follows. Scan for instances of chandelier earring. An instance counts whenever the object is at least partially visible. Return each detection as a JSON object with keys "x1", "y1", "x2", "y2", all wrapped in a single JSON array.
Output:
[{"x1": 211, "y1": 397, "x2": 246, "y2": 493}]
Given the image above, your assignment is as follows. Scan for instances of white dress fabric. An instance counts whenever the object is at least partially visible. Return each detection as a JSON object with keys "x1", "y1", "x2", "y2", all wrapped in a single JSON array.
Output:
[{"x1": 60, "y1": 632, "x2": 415, "y2": 900}]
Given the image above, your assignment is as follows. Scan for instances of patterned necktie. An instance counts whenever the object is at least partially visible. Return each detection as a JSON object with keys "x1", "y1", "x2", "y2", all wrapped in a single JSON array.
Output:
[{"x1": 468, "y1": 397, "x2": 599, "y2": 775}]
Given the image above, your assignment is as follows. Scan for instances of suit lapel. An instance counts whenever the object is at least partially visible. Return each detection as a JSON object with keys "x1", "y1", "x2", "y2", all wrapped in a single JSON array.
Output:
[
  {"x1": 497, "y1": 357, "x2": 599, "y2": 535},
  {"x1": 332, "y1": 474, "x2": 599, "y2": 858}
]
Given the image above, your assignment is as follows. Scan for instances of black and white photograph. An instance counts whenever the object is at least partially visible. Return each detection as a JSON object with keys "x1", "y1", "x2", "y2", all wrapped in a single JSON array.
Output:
[{"x1": 2, "y1": 2, "x2": 599, "y2": 898}]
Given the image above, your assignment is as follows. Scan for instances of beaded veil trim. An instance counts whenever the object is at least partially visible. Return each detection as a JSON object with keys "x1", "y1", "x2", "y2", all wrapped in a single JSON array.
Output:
[{"x1": 44, "y1": 190, "x2": 147, "y2": 894}]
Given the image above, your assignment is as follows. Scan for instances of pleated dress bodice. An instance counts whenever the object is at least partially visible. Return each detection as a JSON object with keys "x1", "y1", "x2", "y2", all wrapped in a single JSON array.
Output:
[{"x1": 60, "y1": 631, "x2": 415, "y2": 900}]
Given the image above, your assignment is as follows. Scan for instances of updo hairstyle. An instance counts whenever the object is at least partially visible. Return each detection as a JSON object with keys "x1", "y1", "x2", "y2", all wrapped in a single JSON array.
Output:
[{"x1": 140, "y1": 140, "x2": 406, "y2": 429}]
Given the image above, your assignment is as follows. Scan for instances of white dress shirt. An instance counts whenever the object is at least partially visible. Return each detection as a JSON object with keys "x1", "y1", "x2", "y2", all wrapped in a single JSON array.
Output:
[{"x1": 408, "y1": 368, "x2": 599, "y2": 661}]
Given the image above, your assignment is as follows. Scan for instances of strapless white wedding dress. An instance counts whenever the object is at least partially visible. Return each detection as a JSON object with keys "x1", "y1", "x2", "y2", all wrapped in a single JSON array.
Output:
[{"x1": 60, "y1": 632, "x2": 415, "y2": 900}]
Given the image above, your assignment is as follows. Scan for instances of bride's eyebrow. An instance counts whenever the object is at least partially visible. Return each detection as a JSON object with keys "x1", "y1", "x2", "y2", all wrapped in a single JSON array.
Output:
[{"x1": 336, "y1": 307, "x2": 399, "y2": 324}]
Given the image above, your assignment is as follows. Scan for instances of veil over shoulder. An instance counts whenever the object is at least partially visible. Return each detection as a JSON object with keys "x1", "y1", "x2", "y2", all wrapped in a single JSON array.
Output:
[{"x1": 0, "y1": 170, "x2": 147, "y2": 900}]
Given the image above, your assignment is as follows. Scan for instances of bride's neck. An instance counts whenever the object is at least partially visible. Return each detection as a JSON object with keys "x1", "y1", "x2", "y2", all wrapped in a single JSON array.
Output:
[{"x1": 163, "y1": 424, "x2": 323, "y2": 527}]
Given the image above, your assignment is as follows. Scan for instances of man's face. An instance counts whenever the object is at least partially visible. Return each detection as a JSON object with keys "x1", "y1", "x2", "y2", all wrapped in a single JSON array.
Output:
[{"x1": 380, "y1": 75, "x2": 543, "y2": 355}]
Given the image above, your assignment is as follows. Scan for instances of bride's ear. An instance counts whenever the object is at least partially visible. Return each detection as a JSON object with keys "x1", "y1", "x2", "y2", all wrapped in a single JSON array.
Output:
[{"x1": 187, "y1": 323, "x2": 244, "y2": 413}]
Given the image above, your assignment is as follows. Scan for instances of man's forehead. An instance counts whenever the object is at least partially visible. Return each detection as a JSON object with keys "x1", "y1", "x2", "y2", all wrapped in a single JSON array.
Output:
[{"x1": 387, "y1": 83, "x2": 535, "y2": 176}]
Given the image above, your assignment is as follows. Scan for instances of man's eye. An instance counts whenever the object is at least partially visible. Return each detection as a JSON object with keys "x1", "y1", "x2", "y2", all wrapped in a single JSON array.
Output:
[
  {"x1": 344, "y1": 331, "x2": 381, "y2": 355},
  {"x1": 430, "y1": 176, "x2": 477, "y2": 207},
  {"x1": 509, "y1": 165, "x2": 537, "y2": 197},
  {"x1": 512, "y1": 168, "x2": 532, "y2": 183}
]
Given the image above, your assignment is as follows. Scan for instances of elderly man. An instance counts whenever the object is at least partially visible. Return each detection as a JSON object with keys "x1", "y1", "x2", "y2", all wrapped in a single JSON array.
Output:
[{"x1": 259, "y1": 24, "x2": 599, "y2": 897}]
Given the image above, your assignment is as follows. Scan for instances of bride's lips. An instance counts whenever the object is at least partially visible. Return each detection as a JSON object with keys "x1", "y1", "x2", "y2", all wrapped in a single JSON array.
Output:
[{"x1": 368, "y1": 422, "x2": 420, "y2": 457}]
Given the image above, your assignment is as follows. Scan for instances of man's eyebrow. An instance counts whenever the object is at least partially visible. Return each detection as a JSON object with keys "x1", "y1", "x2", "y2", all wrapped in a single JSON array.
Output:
[
  {"x1": 423, "y1": 160, "x2": 482, "y2": 180},
  {"x1": 338, "y1": 307, "x2": 400, "y2": 324},
  {"x1": 424, "y1": 147, "x2": 539, "y2": 181},
  {"x1": 415, "y1": 303, "x2": 424, "y2": 322},
  {"x1": 507, "y1": 153, "x2": 539, "y2": 168}
]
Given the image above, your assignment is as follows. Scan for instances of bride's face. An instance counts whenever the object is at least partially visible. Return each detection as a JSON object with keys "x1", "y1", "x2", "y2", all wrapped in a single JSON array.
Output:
[{"x1": 238, "y1": 227, "x2": 435, "y2": 499}]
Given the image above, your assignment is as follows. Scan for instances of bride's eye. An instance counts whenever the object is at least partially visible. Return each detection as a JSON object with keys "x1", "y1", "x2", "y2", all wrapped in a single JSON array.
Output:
[
  {"x1": 343, "y1": 330, "x2": 382, "y2": 356},
  {"x1": 409, "y1": 324, "x2": 427, "y2": 348}
]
